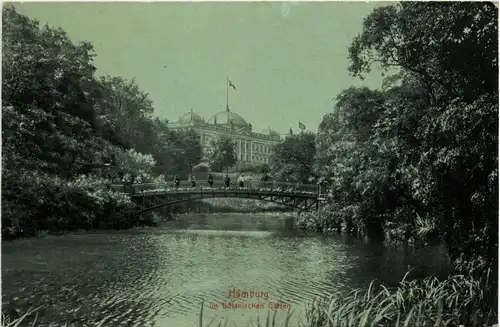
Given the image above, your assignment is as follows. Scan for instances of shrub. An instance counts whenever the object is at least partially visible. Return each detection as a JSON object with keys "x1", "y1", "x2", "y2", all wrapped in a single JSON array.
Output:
[{"x1": 2, "y1": 170, "x2": 136, "y2": 238}]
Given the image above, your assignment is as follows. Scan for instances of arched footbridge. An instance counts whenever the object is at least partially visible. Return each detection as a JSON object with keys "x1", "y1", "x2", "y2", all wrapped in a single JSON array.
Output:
[{"x1": 112, "y1": 180, "x2": 327, "y2": 214}]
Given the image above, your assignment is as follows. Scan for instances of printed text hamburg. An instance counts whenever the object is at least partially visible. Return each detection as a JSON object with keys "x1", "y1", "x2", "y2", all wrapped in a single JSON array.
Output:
[{"x1": 209, "y1": 289, "x2": 291, "y2": 311}]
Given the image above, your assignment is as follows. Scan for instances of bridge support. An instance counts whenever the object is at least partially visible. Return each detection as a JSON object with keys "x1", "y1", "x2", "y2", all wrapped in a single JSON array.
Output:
[{"x1": 284, "y1": 216, "x2": 294, "y2": 232}]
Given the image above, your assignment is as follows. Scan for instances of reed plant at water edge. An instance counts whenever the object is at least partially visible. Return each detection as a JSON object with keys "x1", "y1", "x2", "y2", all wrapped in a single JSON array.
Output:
[{"x1": 303, "y1": 272, "x2": 497, "y2": 327}]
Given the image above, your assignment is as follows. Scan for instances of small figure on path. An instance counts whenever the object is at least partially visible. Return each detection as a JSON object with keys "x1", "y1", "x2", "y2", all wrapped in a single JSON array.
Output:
[
  {"x1": 207, "y1": 173, "x2": 214, "y2": 188},
  {"x1": 224, "y1": 174, "x2": 231, "y2": 188},
  {"x1": 237, "y1": 173, "x2": 245, "y2": 188},
  {"x1": 173, "y1": 175, "x2": 180, "y2": 189},
  {"x1": 189, "y1": 174, "x2": 196, "y2": 188}
]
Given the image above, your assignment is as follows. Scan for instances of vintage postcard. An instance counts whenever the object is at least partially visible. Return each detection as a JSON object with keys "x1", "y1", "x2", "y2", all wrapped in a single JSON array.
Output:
[{"x1": 1, "y1": 1, "x2": 498, "y2": 327}]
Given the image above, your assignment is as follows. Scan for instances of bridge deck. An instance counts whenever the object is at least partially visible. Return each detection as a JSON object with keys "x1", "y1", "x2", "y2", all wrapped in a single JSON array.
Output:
[
  {"x1": 112, "y1": 180, "x2": 322, "y2": 198},
  {"x1": 113, "y1": 180, "x2": 326, "y2": 213}
]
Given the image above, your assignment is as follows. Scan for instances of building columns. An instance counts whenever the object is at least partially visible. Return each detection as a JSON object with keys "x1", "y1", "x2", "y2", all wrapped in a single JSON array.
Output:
[{"x1": 250, "y1": 141, "x2": 253, "y2": 164}]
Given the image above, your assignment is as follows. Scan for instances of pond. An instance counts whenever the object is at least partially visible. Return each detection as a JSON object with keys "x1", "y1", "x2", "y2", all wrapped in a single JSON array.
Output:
[{"x1": 2, "y1": 213, "x2": 450, "y2": 327}]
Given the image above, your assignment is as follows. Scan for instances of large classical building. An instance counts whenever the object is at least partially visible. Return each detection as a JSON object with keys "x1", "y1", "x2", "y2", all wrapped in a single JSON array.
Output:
[{"x1": 167, "y1": 108, "x2": 281, "y2": 169}]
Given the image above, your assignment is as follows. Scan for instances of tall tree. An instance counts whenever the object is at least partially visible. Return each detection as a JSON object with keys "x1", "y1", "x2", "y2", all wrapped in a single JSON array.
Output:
[
  {"x1": 175, "y1": 129, "x2": 203, "y2": 173},
  {"x1": 204, "y1": 136, "x2": 237, "y2": 173},
  {"x1": 2, "y1": 5, "x2": 108, "y2": 177},
  {"x1": 348, "y1": 2, "x2": 497, "y2": 104},
  {"x1": 334, "y1": 2, "x2": 498, "y2": 288},
  {"x1": 269, "y1": 132, "x2": 317, "y2": 183},
  {"x1": 94, "y1": 75, "x2": 156, "y2": 151}
]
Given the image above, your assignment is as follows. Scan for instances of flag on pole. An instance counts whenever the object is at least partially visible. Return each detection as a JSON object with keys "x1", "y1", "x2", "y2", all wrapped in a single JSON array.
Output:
[
  {"x1": 298, "y1": 121, "x2": 306, "y2": 130},
  {"x1": 228, "y1": 79, "x2": 237, "y2": 91}
]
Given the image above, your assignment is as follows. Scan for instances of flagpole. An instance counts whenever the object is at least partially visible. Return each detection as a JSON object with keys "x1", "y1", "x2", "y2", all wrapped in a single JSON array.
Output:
[{"x1": 226, "y1": 76, "x2": 229, "y2": 112}]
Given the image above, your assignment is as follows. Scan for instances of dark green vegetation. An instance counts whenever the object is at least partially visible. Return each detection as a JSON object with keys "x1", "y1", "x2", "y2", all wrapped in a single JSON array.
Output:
[
  {"x1": 269, "y1": 132, "x2": 317, "y2": 184},
  {"x1": 203, "y1": 135, "x2": 238, "y2": 173},
  {"x1": 269, "y1": 2, "x2": 498, "y2": 326},
  {"x1": 1, "y1": 6, "x2": 206, "y2": 239}
]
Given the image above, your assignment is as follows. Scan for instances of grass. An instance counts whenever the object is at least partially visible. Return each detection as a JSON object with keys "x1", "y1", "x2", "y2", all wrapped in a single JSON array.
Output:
[
  {"x1": 300, "y1": 272, "x2": 497, "y2": 327},
  {"x1": 4, "y1": 273, "x2": 497, "y2": 327}
]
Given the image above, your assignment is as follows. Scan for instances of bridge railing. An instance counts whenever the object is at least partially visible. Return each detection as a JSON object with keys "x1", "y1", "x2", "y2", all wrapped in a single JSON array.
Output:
[{"x1": 110, "y1": 179, "x2": 319, "y2": 195}]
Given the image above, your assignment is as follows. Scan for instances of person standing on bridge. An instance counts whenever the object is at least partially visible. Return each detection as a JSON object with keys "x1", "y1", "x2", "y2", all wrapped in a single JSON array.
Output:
[
  {"x1": 189, "y1": 174, "x2": 196, "y2": 188},
  {"x1": 207, "y1": 173, "x2": 214, "y2": 188},
  {"x1": 237, "y1": 173, "x2": 245, "y2": 188},
  {"x1": 173, "y1": 175, "x2": 180, "y2": 190},
  {"x1": 224, "y1": 174, "x2": 230, "y2": 188}
]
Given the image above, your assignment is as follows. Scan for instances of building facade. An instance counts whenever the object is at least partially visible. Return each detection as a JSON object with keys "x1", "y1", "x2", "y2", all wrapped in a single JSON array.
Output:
[{"x1": 167, "y1": 108, "x2": 281, "y2": 169}]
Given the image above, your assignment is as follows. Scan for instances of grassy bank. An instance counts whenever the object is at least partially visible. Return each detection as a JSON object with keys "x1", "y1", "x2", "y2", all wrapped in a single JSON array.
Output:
[{"x1": 5, "y1": 273, "x2": 497, "y2": 327}]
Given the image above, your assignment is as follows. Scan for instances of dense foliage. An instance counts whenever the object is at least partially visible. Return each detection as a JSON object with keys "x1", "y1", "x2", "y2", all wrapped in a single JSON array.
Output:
[
  {"x1": 268, "y1": 132, "x2": 317, "y2": 183},
  {"x1": 1, "y1": 6, "x2": 202, "y2": 238},
  {"x1": 203, "y1": 135, "x2": 237, "y2": 173},
  {"x1": 239, "y1": 163, "x2": 270, "y2": 175},
  {"x1": 272, "y1": 2, "x2": 498, "y2": 322}
]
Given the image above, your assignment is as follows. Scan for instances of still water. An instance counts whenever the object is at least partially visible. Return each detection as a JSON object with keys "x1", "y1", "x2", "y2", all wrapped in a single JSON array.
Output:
[{"x1": 2, "y1": 213, "x2": 450, "y2": 327}]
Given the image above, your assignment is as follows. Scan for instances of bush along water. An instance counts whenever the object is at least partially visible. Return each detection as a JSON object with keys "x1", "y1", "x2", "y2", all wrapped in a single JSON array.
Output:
[{"x1": 1, "y1": 171, "x2": 136, "y2": 238}]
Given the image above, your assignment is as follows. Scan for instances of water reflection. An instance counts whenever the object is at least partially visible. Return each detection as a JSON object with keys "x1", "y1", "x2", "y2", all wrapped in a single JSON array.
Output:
[{"x1": 2, "y1": 214, "x2": 450, "y2": 326}]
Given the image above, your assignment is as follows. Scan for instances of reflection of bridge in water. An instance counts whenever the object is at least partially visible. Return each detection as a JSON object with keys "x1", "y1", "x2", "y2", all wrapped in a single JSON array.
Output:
[{"x1": 112, "y1": 180, "x2": 326, "y2": 213}]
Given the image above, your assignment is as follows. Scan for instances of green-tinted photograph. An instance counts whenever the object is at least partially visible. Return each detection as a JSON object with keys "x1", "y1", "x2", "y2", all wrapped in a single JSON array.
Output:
[{"x1": 1, "y1": 2, "x2": 498, "y2": 327}]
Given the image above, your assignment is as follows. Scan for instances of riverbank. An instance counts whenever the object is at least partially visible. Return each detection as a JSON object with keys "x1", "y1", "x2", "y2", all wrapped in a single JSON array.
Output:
[
  {"x1": 2, "y1": 198, "x2": 291, "y2": 241},
  {"x1": 288, "y1": 212, "x2": 499, "y2": 326}
]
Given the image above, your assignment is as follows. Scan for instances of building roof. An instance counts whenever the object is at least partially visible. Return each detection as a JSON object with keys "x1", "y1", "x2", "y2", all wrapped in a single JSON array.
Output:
[
  {"x1": 207, "y1": 110, "x2": 248, "y2": 127},
  {"x1": 261, "y1": 127, "x2": 280, "y2": 137},
  {"x1": 179, "y1": 110, "x2": 204, "y2": 123}
]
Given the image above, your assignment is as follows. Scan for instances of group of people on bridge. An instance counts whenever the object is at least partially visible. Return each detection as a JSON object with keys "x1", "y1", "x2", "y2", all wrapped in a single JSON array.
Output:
[{"x1": 172, "y1": 173, "x2": 247, "y2": 189}]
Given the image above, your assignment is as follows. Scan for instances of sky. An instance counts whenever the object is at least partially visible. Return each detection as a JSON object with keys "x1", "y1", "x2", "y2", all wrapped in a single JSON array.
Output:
[{"x1": 13, "y1": 1, "x2": 387, "y2": 135}]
